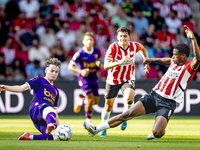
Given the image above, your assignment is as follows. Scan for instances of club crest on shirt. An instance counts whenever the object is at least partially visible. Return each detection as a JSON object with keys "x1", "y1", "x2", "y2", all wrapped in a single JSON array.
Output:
[
  {"x1": 95, "y1": 54, "x2": 98, "y2": 59},
  {"x1": 130, "y1": 51, "x2": 134, "y2": 55}
]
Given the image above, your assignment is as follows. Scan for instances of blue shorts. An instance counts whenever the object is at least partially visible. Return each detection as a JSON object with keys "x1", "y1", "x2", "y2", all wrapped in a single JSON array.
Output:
[
  {"x1": 139, "y1": 91, "x2": 176, "y2": 121},
  {"x1": 80, "y1": 81, "x2": 99, "y2": 96},
  {"x1": 29, "y1": 103, "x2": 49, "y2": 133}
]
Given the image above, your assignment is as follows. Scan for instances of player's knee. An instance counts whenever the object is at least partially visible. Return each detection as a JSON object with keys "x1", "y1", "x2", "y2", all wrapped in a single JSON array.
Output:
[
  {"x1": 153, "y1": 129, "x2": 165, "y2": 138},
  {"x1": 92, "y1": 98, "x2": 99, "y2": 105},
  {"x1": 43, "y1": 106, "x2": 56, "y2": 119},
  {"x1": 127, "y1": 98, "x2": 134, "y2": 104},
  {"x1": 105, "y1": 104, "x2": 113, "y2": 112},
  {"x1": 86, "y1": 98, "x2": 93, "y2": 104}
]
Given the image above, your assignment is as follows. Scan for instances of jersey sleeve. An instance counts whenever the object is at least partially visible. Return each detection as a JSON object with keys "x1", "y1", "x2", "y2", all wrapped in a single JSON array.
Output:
[
  {"x1": 26, "y1": 76, "x2": 41, "y2": 89},
  {"x1": 133, "y1": 42, "x2": 142, "y2": 53},
  {"x1": 105, "y1": 43, "x2": 116, "y2": 61},
  {"x1": 71, "y1": 51, "x2": 81, "y2": 64}
]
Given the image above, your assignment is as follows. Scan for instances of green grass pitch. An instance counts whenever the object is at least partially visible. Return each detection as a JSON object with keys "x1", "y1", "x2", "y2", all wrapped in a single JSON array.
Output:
[{"x1": 0, "y1": 115, "x2": 200, "y2": 150}]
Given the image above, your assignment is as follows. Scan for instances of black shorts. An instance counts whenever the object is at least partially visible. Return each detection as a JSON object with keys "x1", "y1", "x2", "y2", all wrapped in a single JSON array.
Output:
[
  {"x1": 104, "y1": 80, "x2": 135, "y2": 99},
  {"x1": 139, "y1": 91, "x2": 176, "y2": 121}
]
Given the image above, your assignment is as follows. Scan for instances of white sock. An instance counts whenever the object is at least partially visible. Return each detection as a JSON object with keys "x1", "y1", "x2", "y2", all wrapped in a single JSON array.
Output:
[
  {"x1": 96, "y1": 121, "x2": 110, "y2": 132},
  {"x1": 78, "y1": 98, "x2": 88, "y2": 106},
  {"x1": 101, "y1": 108, "x2": 111, "y2": 122},
  {"x1": 30, "y1": 135, "x2": 33, "y2": 140},
  {"x1": 123, "y1": 103, "x2": 133, "y2": 113},
  {"x1": 86, "y1": 118, "x2": 92, "y2": 123}
]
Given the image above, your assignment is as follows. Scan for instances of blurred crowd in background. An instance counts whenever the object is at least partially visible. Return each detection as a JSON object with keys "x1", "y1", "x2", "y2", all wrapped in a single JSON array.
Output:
[{"x1": 0, "y1": 0, "x2": 200, "y2": 81}]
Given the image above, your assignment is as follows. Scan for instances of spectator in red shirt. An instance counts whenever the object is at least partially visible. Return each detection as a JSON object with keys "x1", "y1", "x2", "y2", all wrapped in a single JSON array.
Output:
[
  {"x1": 156, "y1": 23, "x2": 176, "y2": 54},
  {"x1": 94, "y1": 7, "x2": 111, "y2": 38},
  {"x1": 13, "y1": 11, "x2": 36, "y2": 35},
  {"x1": 70, "y1": 0, "x2": 89, "y2": 22},
  {"x1": 170, "y1": 0, "x2": 195, "y2": 32},
  {"x1": 52, "y1": 0, "x2": 71, "y2": 21},
  {"x1": 170, "y1": 0, "x2": 191, "y2": 21},
  {"x1": 87, "y1": 0, "x2": 103, "y2": 14},
  {"x1": 94, "y1": 24, "x2": 108, "y2": 49}
]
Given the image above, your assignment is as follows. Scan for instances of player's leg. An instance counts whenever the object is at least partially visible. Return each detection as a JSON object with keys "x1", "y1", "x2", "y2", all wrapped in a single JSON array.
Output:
[
  {"x1": 108, "y1": 101, "x2": 145, "y2": 127},
  {"x1": 74, "y1": 96, "x2": 87, "y2": 113},
  {"x1": 100, "y1": 83, "x2": 121, "y2": 137},
  {"x1": 74, "y1": 84, "x2": 99, "y2": 113},
  {"x1": 18, "y1": 105, "x2": 58, "y2": 141},
  {"x1": 83, "y1": 101, "x2": 146, "y2": 136},
  {"x1": 84, "y1": 92, "x2": 159, "y2": 136},
  {"x1": 121, "y1": 82, "x2": 135, "y2": 130},
  {"x1": 42, "y1": 106, "x2": 57, "y2": 134},
  {"x1": 84, "y1": 93, "x2": 95, "y2": 124},
  {"x1": 17, "y1": 125, "x2": 58, "y2": 140},
  {"x1": 146, "y1": 94, "x2": 176, "y2": 140},
  {"x1": 74, "y1": 83, "x2": 92, "y2": 114},
  {"x1": 100, "y1": 97, "x2": 115, "y2": 136},
  {"x1": 86, "y1": 82, "x2": 99, "y2": 124},
  {"x1": 92, "y1": 96, "x2": 99, "y2": 105},
  {"x1": 91, "y1": 81, "x2": 99, "y2": 105},
  {"x1": 147, "y1": 107, "x2": 175, "y2": 140},
  {"x1": 146, "y1": 116, "x2": 168, "y2": 140}
]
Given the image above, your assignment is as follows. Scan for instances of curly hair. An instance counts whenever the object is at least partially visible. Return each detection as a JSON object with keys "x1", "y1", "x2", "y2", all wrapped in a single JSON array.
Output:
[
  {"x1": 45, "y1": 58, "x2": 61, "y2": 68},
  {"x1": 174, "y1": 43, "x2": 190, "y2": 57}
]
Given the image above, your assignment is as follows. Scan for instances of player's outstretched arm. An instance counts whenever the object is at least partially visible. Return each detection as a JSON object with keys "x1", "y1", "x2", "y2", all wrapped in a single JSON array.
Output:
[
  {"x1": 0, "y1": 83, "x2": 29, "y2": 93},
  {"x1": 143, "y1": 57, "x2": 172, "y2": 66},
  {"x1": 140, "y1": 46, "x2": 150, "y2": 73},
  {"x1": 184, "y1": 25, "x2": 200, "y2": 69}
]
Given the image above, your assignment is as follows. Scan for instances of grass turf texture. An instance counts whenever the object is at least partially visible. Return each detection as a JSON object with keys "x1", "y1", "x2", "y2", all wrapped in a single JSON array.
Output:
[{"x1": 0, "y1": 115, "x2": 200, "y2": 150}]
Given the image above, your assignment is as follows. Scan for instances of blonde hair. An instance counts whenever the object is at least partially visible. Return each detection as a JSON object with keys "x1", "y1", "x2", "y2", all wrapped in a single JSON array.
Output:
[
  {"x1": 45, "y1": 58, "x2": 61, "y2": 68},
  {"x1": 83, "y1": 32, "x2": 94, "y2": 39}
]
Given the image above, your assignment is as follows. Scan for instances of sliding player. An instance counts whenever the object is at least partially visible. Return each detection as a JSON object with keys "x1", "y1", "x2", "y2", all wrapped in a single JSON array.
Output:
[
  {"x1": 0, "y1": 58, "x2": 61, "y2": 140},
  {"x1": 83, "y1": 25, "x2": 200, "y2": 140}
]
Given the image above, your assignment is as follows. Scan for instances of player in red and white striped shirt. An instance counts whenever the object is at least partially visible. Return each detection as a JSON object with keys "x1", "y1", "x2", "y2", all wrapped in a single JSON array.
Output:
[
  {"x1": 100, "y1": 27, "x2": 150, "y2": 137},
  {"x1": 83, "y1": 25, "x2": 200, "y2": 140}
]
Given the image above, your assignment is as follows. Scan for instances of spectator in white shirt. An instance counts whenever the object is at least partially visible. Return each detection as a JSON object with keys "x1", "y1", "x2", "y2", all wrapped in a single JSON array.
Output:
[
  {"x1": 28, "y1": 39, "x2": 51, "y2": 67},
  {"x1": 165, "y1": 10, "x2": 182, "y2": 34},
  {"x1": 18, "y1": 0, "x2": 40, "y2": 19},
  {"x1": 56, "y1": 22, "x2": 76, "y2": 51}
]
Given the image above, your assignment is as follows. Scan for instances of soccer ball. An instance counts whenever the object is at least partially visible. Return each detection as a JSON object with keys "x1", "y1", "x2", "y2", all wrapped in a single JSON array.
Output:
[{"x1": 55, "y1": 124, "x2": 73, "y2": 141}]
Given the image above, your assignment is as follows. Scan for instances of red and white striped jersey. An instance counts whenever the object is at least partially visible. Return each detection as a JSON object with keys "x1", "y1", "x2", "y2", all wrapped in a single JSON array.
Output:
[
  {"x1": 153, "y1": 61, "x2": 197, "y2": 103},
  {"x1": 105, "y1": 41, "x2": 142, "y2": 85}
]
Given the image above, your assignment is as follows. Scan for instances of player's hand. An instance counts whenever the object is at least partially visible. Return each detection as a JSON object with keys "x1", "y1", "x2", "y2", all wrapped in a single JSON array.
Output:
[
  {"x1": 81, "y1": 68, "x2": 90, "y2": 77},
  {"x1": 143, "y1": 58, "x2": 152, "y2": 65},
  {"x1": 184, "y1": 25, "x2": 195, "y2": 40},
  {"x1": 95, "y1": 60, "x2": 101, "y2": 68},
  {"x1": 120, "y1": 56, "x2": 130, "y2": 65},
  {"x1": 0, "y1": 85, "x2": 6, "y2": 93},
  {"x1": 144, "y1": 64, "x2": 150, "y2": 73}
]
